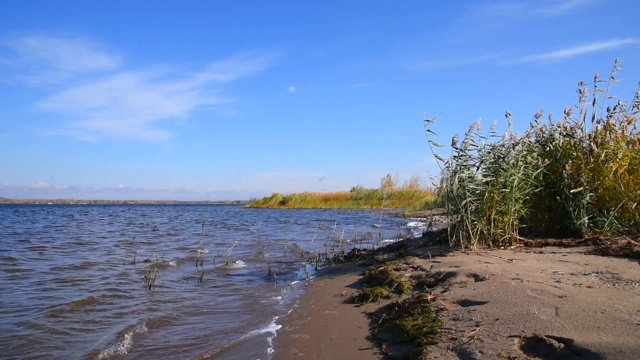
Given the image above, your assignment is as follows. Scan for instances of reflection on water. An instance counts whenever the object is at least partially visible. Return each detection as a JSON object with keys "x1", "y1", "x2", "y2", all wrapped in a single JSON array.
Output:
[{"x1": 0, "y1": 204, "x2": 408, "y2": 359}]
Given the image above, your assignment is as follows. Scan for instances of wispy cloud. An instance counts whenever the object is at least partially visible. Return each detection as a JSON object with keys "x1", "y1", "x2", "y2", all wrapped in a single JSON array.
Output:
[
  {"x1": 481, "y1": 0, "x2": 589, "y2": 17},
  {"x1": 510, "y1": 38, "x2": 639, "y2": 63},
  {"x1": 287, "y1": 85, "x2": 297, "y2": 93},
  {"x1": 1, "y1": 35, "x2": 122, "y2": 85},
  {"x1": 1, "y1": 35, "x2": 276, "y2": 141},
  {"x1": 463, "y1": 0, "x2": 591, "y2": 29},
  {"x1": 38, "y1": 67, "x2": 231, "y2": 142},
  {"x1": 538, "y1": 0, "x2": 590, "y2": 16}
]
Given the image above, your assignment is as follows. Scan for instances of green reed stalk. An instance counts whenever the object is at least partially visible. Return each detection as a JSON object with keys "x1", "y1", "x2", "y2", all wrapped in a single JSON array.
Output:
[{"x1": 425, "y1": 60, "x2": 639, "y2": 244}]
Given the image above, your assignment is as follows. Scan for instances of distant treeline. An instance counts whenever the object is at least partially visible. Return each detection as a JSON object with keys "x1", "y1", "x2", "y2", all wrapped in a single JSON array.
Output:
[{"x1": 0, "y1": 198, "x2": 248, "y2": 205}]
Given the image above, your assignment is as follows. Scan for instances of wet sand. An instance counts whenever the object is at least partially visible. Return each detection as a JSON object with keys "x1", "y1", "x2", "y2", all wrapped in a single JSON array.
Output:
[{"x1": 273, "y1": 263, "x2": 380, "y2": 359}]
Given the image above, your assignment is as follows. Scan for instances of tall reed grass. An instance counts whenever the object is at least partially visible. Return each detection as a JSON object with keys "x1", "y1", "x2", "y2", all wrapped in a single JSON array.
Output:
[{"x1": 426, "y1": 60, "x2": 639, "y2": 249}]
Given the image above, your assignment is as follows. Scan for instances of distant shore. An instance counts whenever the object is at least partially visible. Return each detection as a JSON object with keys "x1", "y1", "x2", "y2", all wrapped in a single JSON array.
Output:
[{"x1": 0, "y1": 198, "x2": 249, "y2": 205}]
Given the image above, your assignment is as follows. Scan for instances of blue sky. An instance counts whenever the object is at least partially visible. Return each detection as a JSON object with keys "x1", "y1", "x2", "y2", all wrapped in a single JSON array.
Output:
[{"x1": 1, "y1": 0, "x2": 639, "y2": 200}]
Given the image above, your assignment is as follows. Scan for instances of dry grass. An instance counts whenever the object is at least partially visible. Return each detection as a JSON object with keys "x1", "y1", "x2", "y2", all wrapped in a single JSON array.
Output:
[{"x1": 247, "y1": 175, "x2": 437, "y2": 212}]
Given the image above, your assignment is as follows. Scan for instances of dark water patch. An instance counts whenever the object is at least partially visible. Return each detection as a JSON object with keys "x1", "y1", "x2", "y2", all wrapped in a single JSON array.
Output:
[
  {"x1": 1, "y1": 266, "x2": 35, "y2": 274},
  {"x1": 25, "y1": 245, "x2": 49, "y2": 252}
]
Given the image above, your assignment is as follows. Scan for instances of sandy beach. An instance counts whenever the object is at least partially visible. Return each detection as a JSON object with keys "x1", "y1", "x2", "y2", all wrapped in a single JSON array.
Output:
[{"x1": 273, "y1": 238, "x2": 640, "y2": 359}]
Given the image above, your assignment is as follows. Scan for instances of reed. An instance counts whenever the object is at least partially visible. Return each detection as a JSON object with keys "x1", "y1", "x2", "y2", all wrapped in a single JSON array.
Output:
[
  {"x1": 143, "y1": 266, "x2": 159, "y2": 290},
  {"x1": 425, "y1": 60, "x2": 639, "y2": 248},
  {"x1": 224, "y1": 241, "x2": 238, "y2": 267}
]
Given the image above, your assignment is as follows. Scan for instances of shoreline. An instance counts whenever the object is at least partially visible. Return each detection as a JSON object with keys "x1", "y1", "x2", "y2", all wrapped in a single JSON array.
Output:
[
  {"x1": 273, "y1": 262, "x2": 381, "y2": 360},
  {"x1": 273, "y1": 238, "x2": 640, "y2": 359}
]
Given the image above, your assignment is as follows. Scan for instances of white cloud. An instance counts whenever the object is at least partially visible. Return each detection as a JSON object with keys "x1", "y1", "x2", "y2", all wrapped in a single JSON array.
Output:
[
  {"x1": 2, "y1": 35, "x2": 122, "y2": 84},
  {"x1": 37, "y1": 69, "x2": 228, "y2": 141},
  {"x1": 287, "y1": 85, "x2": 297, "y2": 93},
  {"x1": 194, "y1": 53, "x2": 279, "y2": 84},
  {"x1": 462, "y1": 0, "x2": 591, "y2": 29},
  {"x1": 0, "y1": 35, "x2": 277, "y2": 141},
  {"x1": 473, "y1": 0, "x2": 589, "y2": 19},
  {"x1": 511, "y1": 38, "x2": 639, "y2": 63},
  {"x1": 535, "y1": 0, "x2": 589, "y2": 16}
]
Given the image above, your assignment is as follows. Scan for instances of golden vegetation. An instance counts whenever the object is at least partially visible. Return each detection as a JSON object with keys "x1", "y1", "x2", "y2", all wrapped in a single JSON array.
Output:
[{"x1": 247, "y1": 174, "x2": 437, "y2": 212}]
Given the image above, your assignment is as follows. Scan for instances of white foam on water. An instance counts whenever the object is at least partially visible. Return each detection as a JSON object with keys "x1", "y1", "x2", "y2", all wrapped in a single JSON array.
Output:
[
  {"x1": 242, "y1": 316, "x2": 282, "y2": 356},
  {"x1": 403, "y1": 220, "x2": 431, "y2": 238},
  {"x1": 379, "y1": 238, "x2": 401, "y2": 246},
  {"x1": 167, "y1": 259, "x2": 177, "y2": 266},
  {"x1": 224, "y1": 260, "x2": 246, "y2": 269},
  {"x1": 97, "y1": 322, "x2": 147, "y2": 359},
  {"x1": 293, "y1": 263, "x2": 318, "y2": 282}
]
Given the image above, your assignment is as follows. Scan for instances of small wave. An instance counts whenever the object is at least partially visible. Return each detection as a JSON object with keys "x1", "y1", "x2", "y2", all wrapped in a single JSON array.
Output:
[
  {"x1": 196, "y1": 248, "x2": 210, "y2": 254},
  {"x1": 96, "y1": 322, "x2": 147, "y2": 359},
  {"x1": 144, "y1": 259, "x2": 178, "y2": 271},
  {"x1": 220, "y1": 260, "x2": 246, "y2": 269},
  {"x1": 244, "y1": 316, "x2": 282, "y2": 356},
  {"x1": 26, "y1": 245, "x2": 49, "y2": 252},
  {"x1": 1, "y1": 267, "x2": 35, "y2": 274},
  {"x1": 379, "y1": 238, "x2": 401, "y2": 246},
  {"x1": 293, "y1": 263, "x2": 317, "y2": 282},
  {"x1": 403, "y1": 221, "x2": 432, "y2": 238},
  {"x1": 68, "y1": 295, "x2": 100, "y2": 308},
  {"x1": 0, "y1": 255, "x2": 19, "y2": 262}
]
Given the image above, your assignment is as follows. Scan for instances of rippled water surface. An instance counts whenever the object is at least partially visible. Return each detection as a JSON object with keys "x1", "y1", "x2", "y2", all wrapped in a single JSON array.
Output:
[{"x1": 0, "y1": 204, "x2": 409, "y2": 359}]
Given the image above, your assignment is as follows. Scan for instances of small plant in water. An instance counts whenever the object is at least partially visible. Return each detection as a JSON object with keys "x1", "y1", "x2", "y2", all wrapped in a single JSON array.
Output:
[{"x1": 224, "y1": 241, "x2": 238, "y2": 267}]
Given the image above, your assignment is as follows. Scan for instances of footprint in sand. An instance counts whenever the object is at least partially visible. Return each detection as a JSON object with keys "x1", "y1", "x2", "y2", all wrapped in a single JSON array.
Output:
[
  {"x1": 466, "y1": 273, "x2": 489, "y2": 282},
  {"x1": 454, "y1": 299, "x2": 489, "y2": 308},
  {"x1": 518, "y1": 334, "x2": 604, "y2": 360}
]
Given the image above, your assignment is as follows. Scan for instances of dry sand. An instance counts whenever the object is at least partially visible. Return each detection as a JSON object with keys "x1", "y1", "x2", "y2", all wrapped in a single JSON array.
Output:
[{"x1": 273, "y1": 241, "x2": 640, "y2": 359}]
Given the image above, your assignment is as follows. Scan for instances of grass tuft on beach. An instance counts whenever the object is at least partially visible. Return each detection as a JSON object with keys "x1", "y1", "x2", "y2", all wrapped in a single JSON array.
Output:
[{"x1": 373, "y1": 293, "x2": 442, "y2": 360}]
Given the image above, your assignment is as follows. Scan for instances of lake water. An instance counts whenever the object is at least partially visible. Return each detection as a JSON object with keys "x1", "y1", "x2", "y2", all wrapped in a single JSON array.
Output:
[{"x1": 0, "y1": 204, "x2": 423, "y2": 360}]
